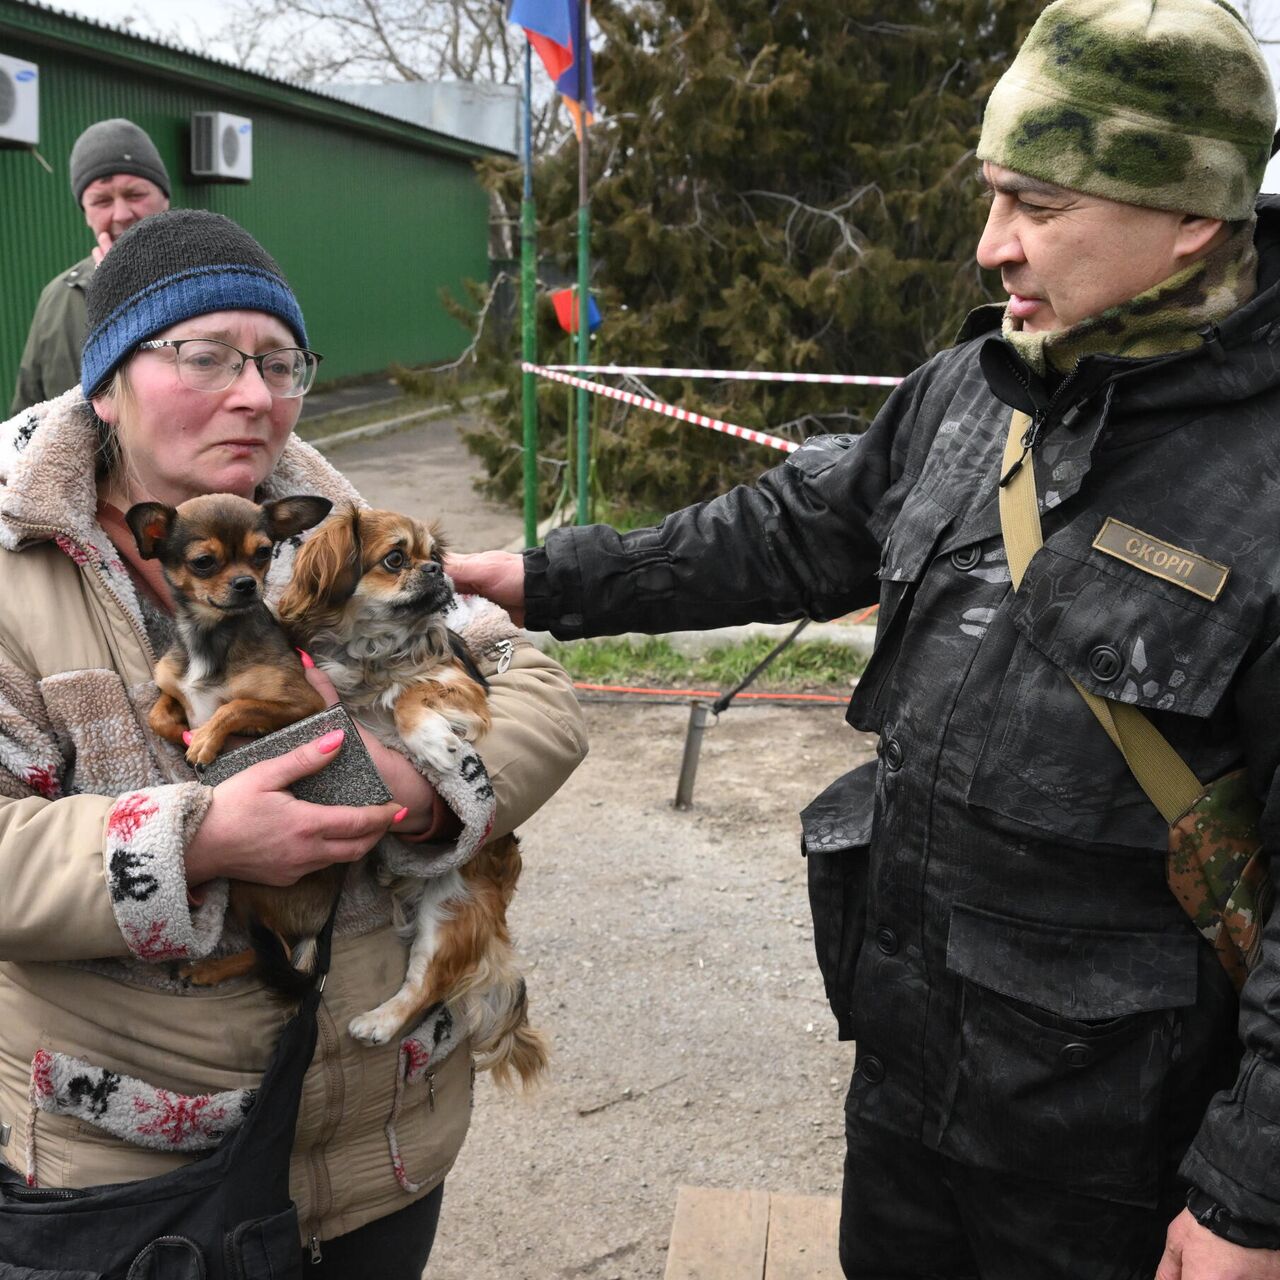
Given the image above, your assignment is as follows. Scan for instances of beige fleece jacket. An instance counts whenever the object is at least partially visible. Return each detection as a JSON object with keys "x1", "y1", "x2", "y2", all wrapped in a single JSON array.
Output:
[{"x1": 0, "y1": 390, "x2": 587, "y2": 1244}]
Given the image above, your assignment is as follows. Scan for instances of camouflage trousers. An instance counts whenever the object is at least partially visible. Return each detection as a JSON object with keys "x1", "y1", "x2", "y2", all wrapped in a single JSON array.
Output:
[{"x1": 838, "y1": 1107, "x2": 1188, "y2": 1279}]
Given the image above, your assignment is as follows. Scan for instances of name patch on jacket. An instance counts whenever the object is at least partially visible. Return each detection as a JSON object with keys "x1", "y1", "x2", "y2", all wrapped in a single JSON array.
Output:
[{"x1": 1092, "y1": 518, "x2": 1229, "y2": 601}]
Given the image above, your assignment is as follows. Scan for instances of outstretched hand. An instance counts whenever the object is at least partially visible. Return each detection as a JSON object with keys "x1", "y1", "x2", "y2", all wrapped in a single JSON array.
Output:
[{"x1": 445, "y1": 550, "x2": 528, "y2": 624}]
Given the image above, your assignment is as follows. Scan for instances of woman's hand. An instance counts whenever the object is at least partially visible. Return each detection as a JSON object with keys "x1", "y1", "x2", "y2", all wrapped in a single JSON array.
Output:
[
  {"x1": 300, "y1": 658, "x2": 441, "y2": 838},
  {"x1": 184, "y1": 728, "x2": 404, "y2": 886}
]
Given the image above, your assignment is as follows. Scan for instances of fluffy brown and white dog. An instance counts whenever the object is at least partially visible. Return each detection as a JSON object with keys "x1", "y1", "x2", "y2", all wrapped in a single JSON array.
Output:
[{"x1": 276, "y1": 504, "x2": 547, "y2": 1088}]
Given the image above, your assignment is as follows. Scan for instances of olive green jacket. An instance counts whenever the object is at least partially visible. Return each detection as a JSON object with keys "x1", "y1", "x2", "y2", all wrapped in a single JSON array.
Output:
[{"x1": 9, "y1": 255, "x2": 95, "y2": 415}]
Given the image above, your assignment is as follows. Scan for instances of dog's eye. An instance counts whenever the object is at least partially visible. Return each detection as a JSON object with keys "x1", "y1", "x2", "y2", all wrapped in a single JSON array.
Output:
[
  {"x1": 189, "y1": 554, "x2": 218, "y2": 576},
  {"x1": 382, "y1": 550, "x2": 407, "y2": 571},
  {"x1": 252, "y1": 546, "x2": 273, "y2": 566}
]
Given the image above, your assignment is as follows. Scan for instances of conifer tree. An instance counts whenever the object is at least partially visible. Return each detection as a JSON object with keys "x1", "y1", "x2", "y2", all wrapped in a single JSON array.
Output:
[{"x1": 456, "y1": 0, "x2": 1045, "y2": 517}]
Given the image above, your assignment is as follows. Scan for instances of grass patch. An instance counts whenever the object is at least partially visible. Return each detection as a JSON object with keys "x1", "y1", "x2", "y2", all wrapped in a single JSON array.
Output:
[{"x1": 546, "y1": 635, "x2": 865, "y2": 692}]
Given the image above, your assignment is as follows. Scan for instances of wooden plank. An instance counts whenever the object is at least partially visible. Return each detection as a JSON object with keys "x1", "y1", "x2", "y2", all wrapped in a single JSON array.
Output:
[
  {"x1": 764, "y1": 1193, "x2": 842, "y2": 1280},
  {"x1": 665, "y1": 1186, "x2": 770, "y2": 1280}
]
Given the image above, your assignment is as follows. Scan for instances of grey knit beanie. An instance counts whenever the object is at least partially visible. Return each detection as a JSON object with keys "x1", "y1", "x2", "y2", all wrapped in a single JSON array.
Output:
[{"x1": 70, "y1": 119, "x2": 171, "y2": 205}]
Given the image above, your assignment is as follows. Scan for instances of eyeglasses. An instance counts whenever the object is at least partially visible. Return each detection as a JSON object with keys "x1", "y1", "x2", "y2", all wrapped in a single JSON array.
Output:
[{"x1": 135, "y1": 338, "x2": 324, "y2": 398}]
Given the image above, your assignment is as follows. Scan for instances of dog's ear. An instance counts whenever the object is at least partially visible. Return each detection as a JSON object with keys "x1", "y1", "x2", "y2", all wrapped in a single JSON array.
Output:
[
  {"x1": 124, "y1": 502, "x2": 176, "y2": 560},
  {"x1": 276, "y1": 504, "x2": 364, "y2": 627},
  {"x1": 263, "y1": 496, "x2": 333, "y2": 542}
]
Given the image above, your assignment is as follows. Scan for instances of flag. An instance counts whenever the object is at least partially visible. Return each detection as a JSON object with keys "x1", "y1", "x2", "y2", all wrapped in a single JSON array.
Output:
[
  {"x1": 551, "y1": 287, "x2": 602, "y2": 334},
  {"x1": 509, "y1": 0, "x2": 595, "y2": 138}
]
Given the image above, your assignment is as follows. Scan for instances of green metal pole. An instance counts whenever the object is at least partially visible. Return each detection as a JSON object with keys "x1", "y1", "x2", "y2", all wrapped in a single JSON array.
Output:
[
  {"x1": 575, "y1": 0, "x2": 591, "y2": 526},
  {"x1": 521, "y1": 40, "x2": 538, "y2": 549},
  {"x1": 576, "y1": 205, "x2": 590, "y2": 524}
]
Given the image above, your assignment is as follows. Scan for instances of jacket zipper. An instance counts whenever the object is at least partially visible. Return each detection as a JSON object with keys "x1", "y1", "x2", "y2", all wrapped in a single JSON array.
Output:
[
  {"x1": 304, "y1": 993, "x2": 344, "y2": 1263},
  {"x1": 1, "y1": 1182, "x2": 82, "y2": 1201},
  {"x1": 224, "y1": 1221, "x2": 247, "y2": 1280},
  {"x1": 492, "y1": 639, "x2": 514, "y2": 675},
  {"x1": 998, "y1": 363, "x2": 1083, "y2": 488}
]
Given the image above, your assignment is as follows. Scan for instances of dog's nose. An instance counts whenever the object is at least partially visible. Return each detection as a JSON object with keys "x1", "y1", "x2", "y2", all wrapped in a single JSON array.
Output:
[
  {"x1": 420, "y1": 562, "x2": 442, "y2": 580},
  {"x1": 230, "y1": 575, "x2": 257, "y2": 595}
]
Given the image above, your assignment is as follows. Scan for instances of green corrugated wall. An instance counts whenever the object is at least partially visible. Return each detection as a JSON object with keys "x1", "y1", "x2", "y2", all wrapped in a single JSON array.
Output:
[{"x1": 0, "y1": 0, "x2": 498, "y2": 400}]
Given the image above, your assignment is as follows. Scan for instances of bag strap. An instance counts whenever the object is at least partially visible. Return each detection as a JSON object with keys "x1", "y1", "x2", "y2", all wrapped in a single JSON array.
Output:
[
  {"x1": 312, "y1": 872, "x2": 345, "y2": 983},
  {"x1": 998, "y1": 409, "x2": 1204, "y2": 824}
]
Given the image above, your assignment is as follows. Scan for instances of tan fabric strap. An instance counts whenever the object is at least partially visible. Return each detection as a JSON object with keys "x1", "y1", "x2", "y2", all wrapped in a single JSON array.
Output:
[{"x1": 998, "y1": 410, "x2": 1205, "y2": 824}]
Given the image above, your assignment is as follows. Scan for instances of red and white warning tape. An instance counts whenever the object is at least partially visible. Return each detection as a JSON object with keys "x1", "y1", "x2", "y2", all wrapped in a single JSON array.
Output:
[
  {"x1": 545, "y1": 363, "x2": 906, "y2": 388},
  {"x1": 523, "y1": 361, "x2": 798, "y2": 453}
]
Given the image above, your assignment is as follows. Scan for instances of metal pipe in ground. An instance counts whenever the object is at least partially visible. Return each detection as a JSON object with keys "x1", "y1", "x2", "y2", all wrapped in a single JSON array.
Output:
[{"x1": 673, "y1": 702, "x2": 712, "y2": 810}]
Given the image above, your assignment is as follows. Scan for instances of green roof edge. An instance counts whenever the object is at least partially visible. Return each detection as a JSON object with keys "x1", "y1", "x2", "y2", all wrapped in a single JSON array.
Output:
[{"x1": 0, "y1": 0, "x2": 510, "y2": 161}]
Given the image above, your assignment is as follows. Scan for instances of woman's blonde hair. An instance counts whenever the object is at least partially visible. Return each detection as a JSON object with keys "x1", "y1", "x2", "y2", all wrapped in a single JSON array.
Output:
[{"x1": 92, "y1": 363, "x2": 145, "y2": 498}]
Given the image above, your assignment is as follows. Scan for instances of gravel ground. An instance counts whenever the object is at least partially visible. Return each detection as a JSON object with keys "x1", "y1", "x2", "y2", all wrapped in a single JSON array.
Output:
[
  {"x1": 428, "y1": 701, "x2": 872, "y2": 1280},
  {"x1": 326, "y1": 415, "x2": 873, "y2": 1278}
]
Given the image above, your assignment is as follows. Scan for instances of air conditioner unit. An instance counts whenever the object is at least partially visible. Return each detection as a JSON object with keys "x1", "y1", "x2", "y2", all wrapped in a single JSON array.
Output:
[
  {"x1": 0, "y1": 55, "x2": 39, "y2": 148},
  {"x1": 191, "y1": 111, "x2": 252, "y2": 181}
]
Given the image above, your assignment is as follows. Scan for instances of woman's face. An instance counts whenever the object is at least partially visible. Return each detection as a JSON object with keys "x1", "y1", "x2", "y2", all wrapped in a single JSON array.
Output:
[{"x1": 92, "y1": 310, "x2": 304, "y2": 507}]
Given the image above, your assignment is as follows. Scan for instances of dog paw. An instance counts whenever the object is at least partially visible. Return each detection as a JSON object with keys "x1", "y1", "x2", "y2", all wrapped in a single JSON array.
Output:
[
  {"x1": 405, "y1": 719, "x2": 465, "y2": 773},
  {"x1": 177, "y1": 960, "x2": 215, "y2": 986},
  {"x1": 349, "y1": 1006, "x2": 406, "y2": 1045},
  {"x1": 184, "y1": 727, "x2": 220, "y2": 767}
]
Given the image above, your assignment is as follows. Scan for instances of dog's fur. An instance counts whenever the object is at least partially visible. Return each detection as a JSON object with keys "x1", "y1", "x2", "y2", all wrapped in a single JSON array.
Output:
[
  {"x1": 126, "y1": 492, "x2": 337, "y2": 991},
  {"x1": 277, "y1": 503, "x2": 547, "y2": 1088}
]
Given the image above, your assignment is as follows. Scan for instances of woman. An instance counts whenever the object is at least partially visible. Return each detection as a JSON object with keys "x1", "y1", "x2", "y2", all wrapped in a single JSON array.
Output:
[{"x1": 0, "y1": 210, "x2": 586, "y2": 1275}]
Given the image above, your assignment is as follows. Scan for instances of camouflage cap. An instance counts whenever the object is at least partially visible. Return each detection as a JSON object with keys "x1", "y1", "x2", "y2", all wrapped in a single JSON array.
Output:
[{"x1": 977, "y1": 0, "x2": 1277, "y2": 221}]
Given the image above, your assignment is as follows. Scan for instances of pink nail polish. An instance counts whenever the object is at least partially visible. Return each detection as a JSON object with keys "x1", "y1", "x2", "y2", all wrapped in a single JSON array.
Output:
[
  {"x1": 316, "y1": 729, "x2": 345, "y2": 754},
  {"x1": 297, "y1": 649, "x2": 315, "y2": 670},
  {"x1": 182, "y1": 731, "x2": 192, "y2": 745},
  {"x1": 392, "y1": 807, "x2": 409, "y2": 824}
]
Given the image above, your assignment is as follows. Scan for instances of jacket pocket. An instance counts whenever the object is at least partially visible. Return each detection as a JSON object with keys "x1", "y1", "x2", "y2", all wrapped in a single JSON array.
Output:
[
  {"x1": 938, "y1": 903, "x2": 1199, "y2": 1204},
  {"x1": 801, "y1": 763, "x2": 876, "y2": 1041},
  {"x1": 224, "y1": 1207, "x2": 300, "y2": 1280},
  {"x1": 385, "y1": 1020, "x2": 471, "y2": 1196},
  {"x1": 968, "y1": 545, "x2": 1249, "y2": 849},
  {"x1": 875, "y1": 485, "x2": 953, "y2": 629},
  {"x1": 852, "y1": 485, "x2": 955, "y2": 728}
]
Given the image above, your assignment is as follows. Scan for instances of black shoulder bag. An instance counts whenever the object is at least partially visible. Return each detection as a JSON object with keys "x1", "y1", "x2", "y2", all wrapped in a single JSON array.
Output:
[{"x1": 0, "y1": 905, "x2": 338, "y2": 1280}]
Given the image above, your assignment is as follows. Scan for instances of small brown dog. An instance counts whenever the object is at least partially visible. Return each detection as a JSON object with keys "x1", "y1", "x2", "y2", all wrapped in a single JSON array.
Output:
[
  {"x1": 278, "y1": 503, "x2": 548, "y2": 1088},
  {"x1": 126, "y1": 492, "x2": 337, "y2": 989}
]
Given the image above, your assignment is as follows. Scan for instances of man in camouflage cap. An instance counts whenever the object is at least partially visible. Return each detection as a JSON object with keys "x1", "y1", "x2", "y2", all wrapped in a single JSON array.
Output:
[{"x1": 447, "y1": 1, "x2": 1280, "y2": 1275}]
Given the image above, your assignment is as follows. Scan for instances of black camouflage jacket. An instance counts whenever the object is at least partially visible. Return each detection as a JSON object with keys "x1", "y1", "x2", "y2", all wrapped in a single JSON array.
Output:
[{"x1": 525, "y1": 198, "x2": 1280, "y2": 1224}]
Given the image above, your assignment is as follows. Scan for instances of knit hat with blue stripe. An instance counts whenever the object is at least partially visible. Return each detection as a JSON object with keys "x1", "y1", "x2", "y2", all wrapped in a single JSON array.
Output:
[{"x1": 81, "y1": 209, "x2": 307, "y2": 398}]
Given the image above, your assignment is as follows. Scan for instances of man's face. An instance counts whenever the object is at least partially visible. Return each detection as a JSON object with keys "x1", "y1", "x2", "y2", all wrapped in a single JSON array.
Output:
[
  {"x1": 81, "y1": 174, "x2": 169, "y2": 245},
  {"x1": 975, "y1": 162, "x2": 1207, "y2": 334}
]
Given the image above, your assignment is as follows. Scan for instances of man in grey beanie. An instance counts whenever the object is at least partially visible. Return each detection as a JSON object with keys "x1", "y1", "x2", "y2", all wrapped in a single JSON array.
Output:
[{"x1": 9, "y1": 118, "x2": 170, "y2": 415}]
